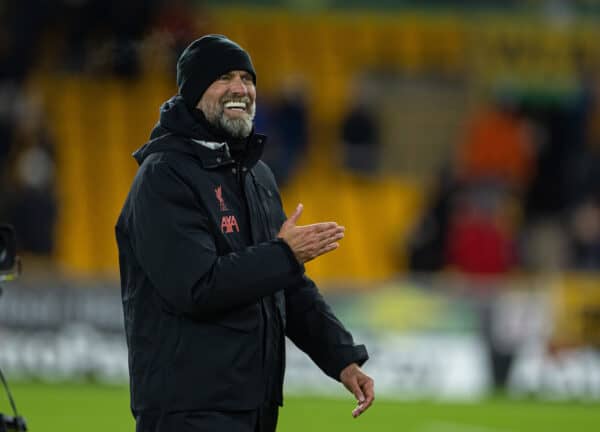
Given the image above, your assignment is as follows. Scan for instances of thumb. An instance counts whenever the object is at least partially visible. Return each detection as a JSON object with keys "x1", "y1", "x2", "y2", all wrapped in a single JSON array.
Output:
[{"x1": 287, "y1": 203, "x2": 303, "y2": 225}]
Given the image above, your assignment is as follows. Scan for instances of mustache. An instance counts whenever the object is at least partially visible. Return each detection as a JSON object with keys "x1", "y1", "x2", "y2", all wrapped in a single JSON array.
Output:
[{"x1": 220, "y1": 95, "x2": 252, "y2": 104}]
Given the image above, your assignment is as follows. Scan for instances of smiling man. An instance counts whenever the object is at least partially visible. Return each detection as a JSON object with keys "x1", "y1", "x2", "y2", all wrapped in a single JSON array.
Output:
[{"x1": 115, "y1": 34, "x2": 374, "y2": 432}]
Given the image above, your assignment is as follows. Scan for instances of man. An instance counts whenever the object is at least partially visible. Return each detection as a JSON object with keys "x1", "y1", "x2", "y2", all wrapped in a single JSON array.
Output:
[{"x1": 115, "y1": 34, "x2": 374, "y2": 432}]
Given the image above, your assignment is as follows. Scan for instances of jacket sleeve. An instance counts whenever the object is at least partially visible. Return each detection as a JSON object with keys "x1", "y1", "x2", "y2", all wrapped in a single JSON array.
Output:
[
  {"x1": 255, "y1": 161, "x2": 369, "y2": 381},
  {"x1": 128, "y1": 160, "x2": 304, "y2": 318},
  {"x1": 285, "y1": 275, "x2": 369, "y2": 381}
]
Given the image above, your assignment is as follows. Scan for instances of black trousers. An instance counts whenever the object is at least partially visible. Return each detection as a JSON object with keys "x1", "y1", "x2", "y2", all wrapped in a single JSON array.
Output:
[{"x1": 136, "y1": 403, "x2": 279, "y2": 432}]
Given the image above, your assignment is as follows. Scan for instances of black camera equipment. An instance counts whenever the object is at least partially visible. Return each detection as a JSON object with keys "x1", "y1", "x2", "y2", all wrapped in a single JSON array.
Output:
[
  {"x1": 0, "y1": 225, "x2": 20, "y2": 284},
  {"x1": 0, "y1": 225, "x2": 27, "y2": 432}
]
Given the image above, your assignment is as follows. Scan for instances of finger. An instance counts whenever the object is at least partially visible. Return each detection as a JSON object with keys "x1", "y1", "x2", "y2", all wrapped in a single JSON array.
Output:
[
  {"x1": 350, "y1": 382, "x2": 366, "y2": 418},
  {"x1": 356, "y1": 393, "x2": 374, "y2": 416},
  {"x1": 287, "y1": 203, "x2": 303, "y2": 225},
  {"x1": 353, "y1": 401, "x2": 371, "y2": 418},
  {"x1": 314, "y1": 225, "x2": 344, "y2": 242},
  {"x1": 312, "y1": 225, "x2": 344, "y2": 240},
  {"x1": 352, "y1": 400, "x2": 369, "y2": 418},
  {"x1": 308, "y1": 222, "x2": 338, "y2": 233},
  {"x1": 349, "y1": 379, "x2": 365, "y2": 404},
  {"x1": 363, "y1": 380, "x2": 375, "y2": 406},
  {"x1": 317, "y1": 231, "x2": 344, "y2": 250},
  {"x1": 322, "y1": 225, "x2": 345, "y2": 235},
  {"x1": 331, "y1": 231, "x2": 345, "y2": 241},
  {"x1": 307, "y1": 243, "x2": 337, "y2": 262},
  {"x1": 296, "y1": 225, "x2": 344, "y2": 247},
  {"x1": 316, "y1": 242, "x2": 339, "y2": 257},
  {"x1": 353, "y1": 381, "x2": 375, "y2": 417}
]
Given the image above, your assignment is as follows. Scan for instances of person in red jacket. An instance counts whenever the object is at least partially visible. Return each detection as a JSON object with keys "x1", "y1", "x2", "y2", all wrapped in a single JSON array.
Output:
[{"x1": 445, "y1": 188, "x2": 516, "y2": 276}]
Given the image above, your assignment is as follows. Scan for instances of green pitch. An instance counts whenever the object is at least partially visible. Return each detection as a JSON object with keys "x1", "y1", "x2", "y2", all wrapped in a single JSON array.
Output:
[{"x1": 4, "y1": 381, "x2": 599, "y2": 431}]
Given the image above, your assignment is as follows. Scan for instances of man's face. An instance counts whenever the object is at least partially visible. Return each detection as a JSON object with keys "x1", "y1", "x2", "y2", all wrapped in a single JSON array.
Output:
[{"x1": 197, "y1": 70, "x2": 256, "y2": 139}]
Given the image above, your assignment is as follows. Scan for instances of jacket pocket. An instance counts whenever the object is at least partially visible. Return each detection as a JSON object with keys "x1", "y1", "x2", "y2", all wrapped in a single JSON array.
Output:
[{"x1": 213, "y1": 302, "x2": 260, "y2": 332}]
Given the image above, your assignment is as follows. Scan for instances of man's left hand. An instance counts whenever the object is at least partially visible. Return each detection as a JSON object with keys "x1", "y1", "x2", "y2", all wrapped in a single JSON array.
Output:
[{"x1": 339, "y1": 363, "x2": 375, "y2": 418}]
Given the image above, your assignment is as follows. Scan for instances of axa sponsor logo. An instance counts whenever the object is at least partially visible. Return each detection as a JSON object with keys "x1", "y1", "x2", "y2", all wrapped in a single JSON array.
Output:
[{"x1": 221, "y1": 215, "x2": 240, "y2": 234}]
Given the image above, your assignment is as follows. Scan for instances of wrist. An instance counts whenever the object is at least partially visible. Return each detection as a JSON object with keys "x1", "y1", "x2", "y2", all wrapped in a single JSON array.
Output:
[
  {"x1": 274, "y1": 238, "x2": 304, "y2": 270},
  {"x1": 340, "y1": 362, "x2": 359, "y2": 381}
]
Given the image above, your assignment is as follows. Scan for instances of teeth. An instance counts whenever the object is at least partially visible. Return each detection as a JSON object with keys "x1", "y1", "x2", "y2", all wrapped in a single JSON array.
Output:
[{"x1": 224, "y1": 101, "x2": 246, "y2": 110}]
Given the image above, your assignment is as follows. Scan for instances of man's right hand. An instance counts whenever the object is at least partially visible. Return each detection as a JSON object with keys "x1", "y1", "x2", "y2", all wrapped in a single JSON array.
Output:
[{"x1": 278, "y1": 203, "x2": 345, "y2": 264}]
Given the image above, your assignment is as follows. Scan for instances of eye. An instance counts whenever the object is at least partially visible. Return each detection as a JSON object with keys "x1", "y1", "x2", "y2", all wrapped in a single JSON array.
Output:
[{"x1": 219, "y1": 74, "x2": 231, "y2": 81}]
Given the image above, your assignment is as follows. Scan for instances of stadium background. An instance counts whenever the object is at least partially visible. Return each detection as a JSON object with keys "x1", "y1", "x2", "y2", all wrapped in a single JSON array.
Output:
[{"x1": 1, "y1": 0, "x2": 600, "y2": 430}]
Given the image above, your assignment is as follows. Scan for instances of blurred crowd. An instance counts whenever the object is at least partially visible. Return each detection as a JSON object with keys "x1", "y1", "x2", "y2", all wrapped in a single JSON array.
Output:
[
  {"x1": 0, "y1": 0, "x2": 203, "y2": 254},
  {"x1": 0, "y1": 0, "x2": 319, "y2": 259},
  {"x1": 408, "y1": 80, "x2": 600, "y2": 276},
  {"x1": 1, "y1": 1, "x2": 599, "y2": 280}
]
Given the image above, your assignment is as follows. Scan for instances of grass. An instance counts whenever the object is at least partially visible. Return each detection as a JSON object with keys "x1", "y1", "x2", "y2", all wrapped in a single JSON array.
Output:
[{"x1": 2, "y1": 381, "x2": 599, "y2": 431}]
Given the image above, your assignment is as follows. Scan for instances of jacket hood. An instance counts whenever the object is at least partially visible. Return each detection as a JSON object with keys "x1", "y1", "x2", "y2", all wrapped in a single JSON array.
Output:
[
  {"x1": 133, "y1": 95, "x2": 265, "y2": 168},
  {"x1": 149, "y1": 95, "x2": 212, "y2": 141}
]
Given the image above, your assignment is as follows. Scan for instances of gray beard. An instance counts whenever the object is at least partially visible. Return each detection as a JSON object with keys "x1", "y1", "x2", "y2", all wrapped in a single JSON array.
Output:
[
  {"x1": 217, "y1": 111, "x2": 253, "y2": 138},
  {"x1": 202, "y1": 101, "x2": 255, "y2": 139}
]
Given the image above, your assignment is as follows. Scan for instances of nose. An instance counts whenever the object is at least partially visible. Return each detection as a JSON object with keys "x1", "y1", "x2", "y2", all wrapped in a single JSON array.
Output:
[{"x1": 229, "y1": 75, "x2": 248, "y2": 96}]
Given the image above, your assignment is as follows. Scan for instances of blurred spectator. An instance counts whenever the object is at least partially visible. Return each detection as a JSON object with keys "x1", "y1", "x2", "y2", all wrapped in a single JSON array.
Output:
[
  {"x1": 441, "y1": 182, "x2": 521, "y2": 391},
  {"x1": 445, "y1": 185, "x2": 517, "y2": 276},
  {"x1": 0, "y1": 84, "x2": 19, "y2": 174},
  {"x1": 0, "y1": 0, "x2": 51, "y2": 84},
  {"x1": 153, "y1": 0, "x2": 203, "y2": 68},
  {"x1": 562, "y1": 74, "x2": 600, "y2": 208},
  {"x1": 520, "y1": 71, "x2": 600, "y2": 271},
  {"x1": 262, "y1": 77, "x2": 309, "y2": 186},
  {"x1": 340, "y1": 77, "x2": 381, "y2": 176},
  {"x1": 568, "y1": 198, "x2": 600, "y2": 270},
  {"x1": 5, "y1": 96, "x2": 57, "y2": 255},
  {"x1": 407, "y1": 161, "x2": 457, "y2": 272},
  {"x1": 457, "y1": 95, "x2": 536, "y2": 192},
  {"x1": 0, "y1": 0, "x2": 51, "y2": 174},
  {"x1": 61, "y1": 0, "x2": 160, "y2": 78},
  {"x1": 519, "y1": 218, "x2": 570, "y2": 271},
  {"x1": 522, "y1": 102, "x2": 574, "y2": 219}
]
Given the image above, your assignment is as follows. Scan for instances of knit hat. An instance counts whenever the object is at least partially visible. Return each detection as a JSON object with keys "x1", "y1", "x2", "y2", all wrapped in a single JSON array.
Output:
[{"x1": 176, "y1": 34, "x2": 256, "y2": 110}]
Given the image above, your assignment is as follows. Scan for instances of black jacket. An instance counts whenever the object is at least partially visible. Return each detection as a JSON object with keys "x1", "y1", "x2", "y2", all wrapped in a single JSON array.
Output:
[{"x1": 115, "y1": 95, "x2": 368, "y2": 416}]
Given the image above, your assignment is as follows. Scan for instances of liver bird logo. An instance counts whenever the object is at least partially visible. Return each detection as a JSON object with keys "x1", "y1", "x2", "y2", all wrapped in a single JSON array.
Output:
[{"x1": 215, "y1": 185, "x2": 228, "y2": 211}]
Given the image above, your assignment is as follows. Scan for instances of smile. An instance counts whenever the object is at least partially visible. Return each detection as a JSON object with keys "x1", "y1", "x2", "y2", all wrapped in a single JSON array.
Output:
[{"x1": 223, "y1": 101, "x2": 247, "y2": 112}]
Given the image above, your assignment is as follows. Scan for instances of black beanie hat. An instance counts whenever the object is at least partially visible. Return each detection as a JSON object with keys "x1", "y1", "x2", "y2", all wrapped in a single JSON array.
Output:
[{"x1": 176, "y1": 34, "x2": 256, "y2": 111}]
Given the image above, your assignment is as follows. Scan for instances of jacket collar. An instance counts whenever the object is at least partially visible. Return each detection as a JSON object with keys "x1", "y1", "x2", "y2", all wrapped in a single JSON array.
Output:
[{"x1": 189, "y1": 133, "x2": 266, "y2": 169}]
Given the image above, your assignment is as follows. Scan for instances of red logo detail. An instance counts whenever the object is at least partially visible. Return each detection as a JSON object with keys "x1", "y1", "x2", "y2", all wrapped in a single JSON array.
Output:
[
  {"x1": 215, "y1": 185, "x2": 228, "y2": 211},
  {"x1": 221, "y1": 215, "x2": 240, "y2": 234}
]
